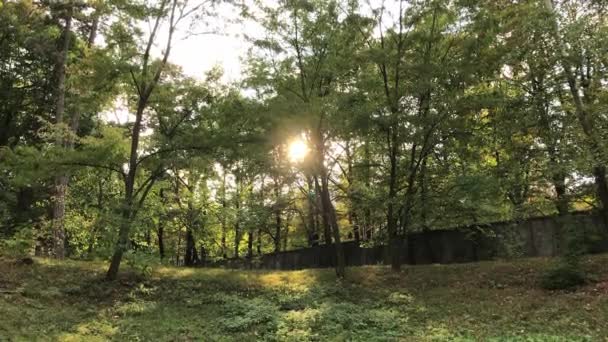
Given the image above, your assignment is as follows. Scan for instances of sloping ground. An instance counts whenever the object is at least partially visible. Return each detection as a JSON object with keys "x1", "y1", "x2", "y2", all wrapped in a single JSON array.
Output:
[{"x1": 1, "y1": 255, "x2": 607, "y2": 341}]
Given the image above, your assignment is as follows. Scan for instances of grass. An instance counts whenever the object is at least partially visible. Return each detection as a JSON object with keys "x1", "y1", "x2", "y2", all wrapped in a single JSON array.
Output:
[{"x1": 1, "y1": 255, "x2": 608, "y2": 341}]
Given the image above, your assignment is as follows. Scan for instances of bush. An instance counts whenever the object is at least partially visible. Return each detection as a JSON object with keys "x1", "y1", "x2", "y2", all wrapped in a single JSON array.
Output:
[
  {"x1": 218, "y1": 295, "x2": 277, "y2": 333},
  {"x1": 540, "y1": 261, "x2": 586, "y2": 290},
  {"x1": 124, "y1": 251, "x2": 157, "y2": 278},
  {"x1": 0, "y1": 228, "x2": 35, "y2": 260}
]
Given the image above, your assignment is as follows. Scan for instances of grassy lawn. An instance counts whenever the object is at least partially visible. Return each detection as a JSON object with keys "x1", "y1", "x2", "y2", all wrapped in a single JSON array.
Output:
[{"x1": 1, "y1": 255, "x2": 608, "y2": 341}]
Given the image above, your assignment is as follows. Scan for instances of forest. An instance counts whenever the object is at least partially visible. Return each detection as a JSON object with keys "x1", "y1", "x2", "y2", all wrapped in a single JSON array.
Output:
[{"x1": 1, "y1": 0, "x2": 608, "y2": 339}]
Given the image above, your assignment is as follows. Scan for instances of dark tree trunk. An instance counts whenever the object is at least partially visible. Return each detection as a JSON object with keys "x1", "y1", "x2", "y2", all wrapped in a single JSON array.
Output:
[
  {"x1": 200, "y1": 245, "x2": 206, "y2": 265},
  {"x1": 274, "y1": 207, "x2": 282, "y2": 253},
  {"x1": 247, "y1": 230, "x2": 254, "y2": 258},
  {"x1": 234, "y1": 171, "x2": 241, "y2": 258},
  {"x1": 257, "y1": 228, "x2": 262, "y2": 255},
  {"x1": 386, "y1": 128, "x2": 401, "y2": 271},
  {"x1": 314, "y1": 176, "x2": 332, "y2": 245},
  {"x1": 306, "y1": 175, "x2": 318, "y2": 246},
  {"x1": 593, "y1": 166, "x2": 608, "y2": 228},
  {"x1": 312, "y1": 126, "x2": 345, "y2": 278},
  {"x1": 319, "y1": 173, "x2": 345, "y2": 278},
  {"x1": 221, "y1": 172, "x2": 228, "y2": 258},
  {"x1": 157, "y1": 224, "x2": 165, "y2": 260},
  {"x1": 184, "y1": 229, "x2": 198, "y2": 266}
]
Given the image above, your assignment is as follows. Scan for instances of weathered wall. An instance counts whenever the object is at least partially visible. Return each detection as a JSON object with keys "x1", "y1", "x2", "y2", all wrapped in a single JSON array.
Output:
[{"x1": 208, "y1": 212, "x2": 608, "y2": 270}]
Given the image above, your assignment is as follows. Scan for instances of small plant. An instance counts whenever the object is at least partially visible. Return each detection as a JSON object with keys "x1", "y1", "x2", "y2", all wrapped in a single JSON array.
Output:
[
  {"x1": 540, "y1": 260, "x2": 586, "y2": 290},
  {"x1": 219, "y1": 295, "x2": 278, "y2": 333},
  {"x1": 124, "y1": 251, "x2": 156, "y2": 279},
  {"x1": 0, "y1": 228, "x2": 35, "y2": 260},
  {"x1": 496, "y1": 223, "x2": 525, "y2": 260},
  {"x1": 541, "y1": 219, "x2": 588, "y2": 290}
]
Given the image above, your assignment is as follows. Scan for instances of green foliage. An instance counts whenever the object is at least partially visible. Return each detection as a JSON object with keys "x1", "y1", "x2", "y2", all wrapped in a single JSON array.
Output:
[
  {"x1": 123, "y1": 251, "x2": 157, "y2": 279},
  {"x1": 495, "y1": 223, "x2": 527, "y2": 260},
  {"x1": 218, "y1": 295, "x2": 278, "y2": 333},
  {"x1": 540, "y1": 261, "x2": 586, "y2": 291},
  {"x1": 0, "y1": 227, "x2": 35, "y2": 259},
  {"x1": 1, "y1": 0, "x2": 608, "y2": 281},
  {"x1": 2, "y1": 256, "x2": 608, "y2": 340}
]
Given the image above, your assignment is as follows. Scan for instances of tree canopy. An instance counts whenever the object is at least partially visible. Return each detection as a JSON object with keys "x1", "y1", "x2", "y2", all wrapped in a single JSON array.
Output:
[{"x1": 1, "y1": 0, "x2": 607, "y2": 279}]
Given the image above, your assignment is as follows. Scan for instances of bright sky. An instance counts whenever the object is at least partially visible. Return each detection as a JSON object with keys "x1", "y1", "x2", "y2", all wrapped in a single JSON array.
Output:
[{"x1": 166, "y1": 2, "x2": 264, "y2": 83}]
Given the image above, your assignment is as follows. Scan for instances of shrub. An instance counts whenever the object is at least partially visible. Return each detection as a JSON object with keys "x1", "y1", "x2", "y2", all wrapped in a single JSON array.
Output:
[
  {"x1": 0, "y1": 228, "x2": 35, "y2": 260},
  {"x1": 540, "y1": 261, "x2": 586, "y2": 290},
  {"x1": 124, "y1": 251, "x2": 157, "y2": 279},
  {"x1": 218, "y1": 295, "x2": 278, "y2": 334}
]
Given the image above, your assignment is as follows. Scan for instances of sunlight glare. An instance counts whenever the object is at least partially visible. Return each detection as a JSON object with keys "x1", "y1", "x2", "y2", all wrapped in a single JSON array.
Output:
[{"x1": 288, "y1": 138, "x2": 309, "y2": 163}]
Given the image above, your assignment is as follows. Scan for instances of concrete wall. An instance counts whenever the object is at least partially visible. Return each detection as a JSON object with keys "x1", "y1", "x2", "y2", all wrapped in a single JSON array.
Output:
[{"x1": 208, "y1": 212, "x2": 608, "y2": 270}]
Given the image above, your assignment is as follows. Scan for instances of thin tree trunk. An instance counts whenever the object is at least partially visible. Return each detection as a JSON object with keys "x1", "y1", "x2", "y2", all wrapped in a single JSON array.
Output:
[
  {"x1": 234, "y1": 170, "x2": 241, "y2": 258},
  {"x1": 50, "y1": 8, "x2": 72, "y2": 259},
  {"x1": 176, "y1": 226, "x2": 182, "y2": 266},
  {"x1": 158, "y1": 223, "x2": 165, "y2": 260},
  {"x1": 313, "y1": 127, "x2": 345, "y2": 278},
  {"x1": 257, "y1": 176, "x2": 265, "y2": 255},
  {"x1": 221, "y1": 172, "x2": 228, "y2": 258},
  {"x1": 363, "y1": 138, "x2": 372, "y2": 240},
  {"x1": 274, "y1": 180, "x2": 282, "y2": 253},
  {"x1": 106, "y1": 0, "x2": 181, "y2": 280},
  {"x1": 306, "y1": 175, "x2": 318, "y2": 246},
  {"x1": 314, "y1": 176, "x2": 332, "y2": 245},
  {"x1": 387, "y1": 128, "x2": 401, "y2": 271},
  {"x1": 184, "y1": 229, "x2": 197, "y2": 266},
  {"x1": 320, "y1": 172, "x2": 345, "y2": 278},
  {"x1": 247, "y1": 230, "x2": 254, "y2": 258}
]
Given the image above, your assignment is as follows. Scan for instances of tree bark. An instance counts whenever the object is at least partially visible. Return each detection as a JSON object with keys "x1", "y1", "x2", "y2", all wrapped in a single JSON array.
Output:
[
  {"x1": 50, "y1": 8, "x2": 72, "y2": 259},
  {"x1": 313, "y1": 127, "x2": 345, "y2": 278},
  {"x1": 220, "y1": 171, "x2": 228, "y2": 258},
  {"x1": 314, "y1": 176, "x2": 332, "y2": 245},
  {"x1": 157, "y1": 223, "x2": 165, "y2": 260},
  {"x1": 184, "y1": 229, "x2": 198, "y2": 266},
  {"x1": 386, "y1": 128, "x2": 401, "y2": 271},
  {"x1": 247, "y1": 230, "x2": 254, "y2": 258},
  {"x1": 234, "y1": 170, "x2": 241, "y2": 258},
  {"x1": 274, "y1": 180, "x2": 282, "y2": 253}
]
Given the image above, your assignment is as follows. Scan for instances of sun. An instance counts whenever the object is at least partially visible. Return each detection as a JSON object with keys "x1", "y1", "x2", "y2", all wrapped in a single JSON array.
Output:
[{"x1": 288, "y1": 138, "x2": 309, "y2": 163}]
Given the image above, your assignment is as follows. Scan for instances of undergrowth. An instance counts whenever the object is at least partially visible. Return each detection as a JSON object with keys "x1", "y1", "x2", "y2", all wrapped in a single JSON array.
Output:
[{"x1": 1, "y1": 254, "x2": 607, "y2": 341}]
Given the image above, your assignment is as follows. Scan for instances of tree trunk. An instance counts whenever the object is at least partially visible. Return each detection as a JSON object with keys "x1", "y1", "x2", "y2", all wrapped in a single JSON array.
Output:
[
  {"x1": 234, "y1": 171, "x2": 241, "y2": 258},
  {"x1": 106, "y1": 206, "x2": 132, "y2": 280},
  {"x1": 106, "y1": 97, "x2": 147, "y2": 280},
  {"x1": 257, "y1": 175, "x2": 265, "y2": 255},
  {"x1": 106, "y1": 0, "x2": 179, "y2": 280},
  {"x1": 157, "y1": 223, "x2": 165, "y2": 260},
  {"x1": 184, "y1": 229, "x2": 198, "y2": 266},
  {"x1": 257, "y1": 228, "x2": 262, "y2": 255},
  {"x1": 274, "y1": 211, "x2": 282, "y2": 253},
  {"x1": 314, "y1": 176, "x2": 332, "y2": 245},
  {"x1": 313, "y1": 126, "x2": 345, "y2": 278},
  {"x1": 306, "y1": 175, "x2": 318, "y2": 246},
  {"x1": 386, "y1": 128, "x2": 401, "y2": 271},
  {"x1": 594, "y1": 166, "x2": 608, "y2": 227},
  {"x1": 247, "y1": 230, "x2": 254, "y2": 258},
  {"x1": 50, "y1": 10, "x2": 72, "y2": 259},
  {"x1": 320, "y1": 172, "x2": 345, "y2": 278},
  {"x1": 220, "y1": 172, "x2": 228, "y2": 258}
]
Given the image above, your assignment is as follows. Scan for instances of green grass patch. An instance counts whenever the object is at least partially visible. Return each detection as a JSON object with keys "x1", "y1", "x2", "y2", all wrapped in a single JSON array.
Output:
[{"x1": 1, "y1": 255, "x2": 607, "y2": 341}]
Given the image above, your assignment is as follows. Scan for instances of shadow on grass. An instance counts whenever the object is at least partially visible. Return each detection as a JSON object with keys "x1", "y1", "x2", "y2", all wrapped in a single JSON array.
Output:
[{"x1": 2, "y1": 255, "x2": 608, "y2": 340}]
